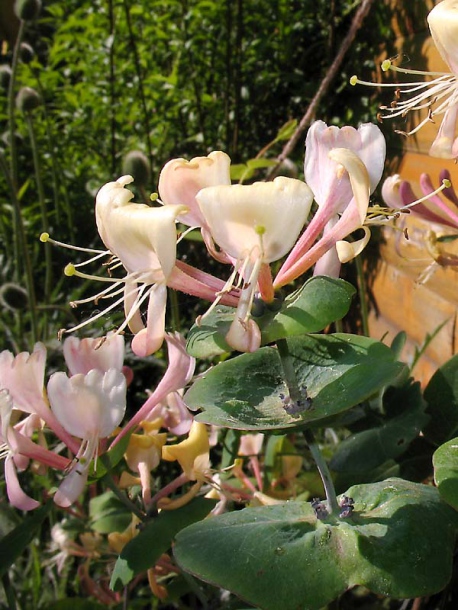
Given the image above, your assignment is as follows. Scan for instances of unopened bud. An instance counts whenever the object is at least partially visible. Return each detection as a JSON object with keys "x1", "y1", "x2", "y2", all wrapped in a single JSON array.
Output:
[
  {"x1": 0, "y1": 65, "x2": 12, "y2": 90},
  {"x1": 122, "y1": 150, "x2": 151, "y2": 188},
  {"x1": 16, "y1": 86, "x2": 42, "y2": 112},
  {"x1": 14, "y1": 0, "x2": 42, "y2": 21},
  {"x1": 19, "y1": 43, "x2": 35, "y2": 64}
]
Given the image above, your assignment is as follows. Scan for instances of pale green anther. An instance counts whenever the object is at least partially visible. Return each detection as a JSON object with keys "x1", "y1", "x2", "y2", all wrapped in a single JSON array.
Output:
[
  {"x1": 64, "y1": 263, "x2": 76, "y2": 277},
  {"x1": 381, "y1": 59, "x2": 391, "y2": 72}
]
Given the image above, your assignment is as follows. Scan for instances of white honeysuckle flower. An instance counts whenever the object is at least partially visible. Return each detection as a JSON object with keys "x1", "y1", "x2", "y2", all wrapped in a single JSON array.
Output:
[
  {"x1": 158, "y1": 151, "x2": 231, "y2": 229},
  {"x1": 63, "y1": 332, "x2": 125, "y2": 376},
  {"x1": 352, "y1": 1, "x2": 458, "y2": 158},
  {"x1": 196, "y1": 177, "x2": 313, "y2": 352},
  {"x1": 60, "y1": 175, "x2": 187, "y2": 357},
  {"x1": 47, "y1": 368, "x2": 127, "y2": 507}
]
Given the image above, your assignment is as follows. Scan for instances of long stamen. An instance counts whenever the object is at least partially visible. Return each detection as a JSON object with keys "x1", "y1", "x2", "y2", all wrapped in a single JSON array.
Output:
[
  {"x1": 40, "y1": 233, "x2": 107, "y2": 255},
  {"x1": 400, "y1": 178, "x2": 451, "y2": 211}
]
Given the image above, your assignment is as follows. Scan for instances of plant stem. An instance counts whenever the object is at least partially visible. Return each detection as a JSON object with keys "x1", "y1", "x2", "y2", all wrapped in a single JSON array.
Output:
[
  {"x1": 26, "y1": 112, "x2": 52, "y2": 307},
  {"x1": 354, "y1": 253, "x2": 369, "y2": 336},
  {"x1": 99, "y1": 455, "x2": 146, "y2": 521},
  {"x1": 303, "y1": 429, "x2": 339, "y2": 515},
  {"x1": 276, "y1": 338, "x2": 339, "y2": 515}
]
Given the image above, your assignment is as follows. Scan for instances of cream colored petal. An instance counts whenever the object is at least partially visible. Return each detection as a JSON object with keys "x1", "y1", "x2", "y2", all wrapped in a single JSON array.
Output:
[
  {"x1": 47, "y1": 369, "x2": 126, "y2": 440},
  {"x1": 96, "y1": 176, "x2": 187, "y2": 280},
  {"x1": 158, "y1": 151, "x2": 231, "y2": 227},
  {"x1": 197, "y1": 177, "x2": 313, "y2": 262},
  {"x1": 328, "y1": 148, "x2": 370, "y2": 224},
  {"x1": 131, "y1": 283, "x2": 167, "y2": 357},
  {"x1": 428, "y1": 0, "x2": 458, "y2": 75},
  {"x1": 336, "y1": 227, "x2": 371, "y2": 263}
]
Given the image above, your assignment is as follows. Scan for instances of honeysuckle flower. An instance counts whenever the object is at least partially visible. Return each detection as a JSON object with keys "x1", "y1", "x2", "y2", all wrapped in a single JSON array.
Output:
[
  {"x1": 47, "y1": 368, "x2": 127, "y2": 507},
  {"x1": 0, "y1": 344, "x2": 79, "y2": 453},
  {"x1": 63, "y1": 332, "x2": 125, "y2": 376},
  {"x1": 352, "y1": 1, "x2": 458, "y2": 158},
  {"x1": 382, "y1": 169, "x2": 458, "y2": 228},
  {"x1": 48, "y1": 175, "x2": 240, "y2": 358},
  {"x1": 196, "y1": 177, "x2": 313, "y2": 351},
  {"x1": 0, "y1": 389, "x2": 70, "y2": 510},
  {"x1": 158, "y1": 151, "x2": 232, "y2": 261},
  {"x1": 162, "y1": 421, "x2": 210, "y2": 481},
  {"x1": 124, "y1": 422, "x2": 167, "y2": 506},
  {"x1": 274, "y1": 146, "x2": 374, "y2": 288},
  {"x1": 114, "y1": 332, "x2": 195, "y2": 443}
]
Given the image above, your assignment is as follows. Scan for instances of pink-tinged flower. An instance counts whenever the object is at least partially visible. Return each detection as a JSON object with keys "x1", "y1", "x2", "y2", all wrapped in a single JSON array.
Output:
[
  {"x1": 352, "y1": 1, "x2": 458, "y2": 158},
  {"x1": 382, "y1": 169, "x2": 458, "y2": 228},
  {"x1": 196, "y1": 177, "x2": 313, "y2": 351},
  {"x1": 274, "y1": 142, "x2": 376, "y2": 287},
  {"x1": 49, "y1": 175, "x2": 240, "y2": 358},
  {"x1": 158, "y1": 151, "x2": 231, "y2": 230},
  {"x1": 114, "y1": 332, "x2": 195, "y2": 444},
  {"x1": 47, "y1": 368, "x2": 126, "y2": 507},
  {"x1": 0, "y1": 344, "x2": 79, "y2": 453},
  {"x1": 286, "y1": 121, "x2": 384, "y2": 279},
  {"x1": 63, "y1": 332, "x2": 125, "y2": 376},
  {"x1": 0, "y1": 389, "x2": 69, "y2": 510}
]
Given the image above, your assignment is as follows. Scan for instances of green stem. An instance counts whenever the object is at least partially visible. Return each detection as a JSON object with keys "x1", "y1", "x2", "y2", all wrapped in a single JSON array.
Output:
[
  {"x1": 354, "y1": 253, "x2": 369, "y2": 337},
  {"x1": 0, "y1": 151, "x2": 39, "y2": 343},
  {"x1": 276, "y1": 338, "x2": 339, "y2": 515},
  {"x1": 25, "y1": 113, "x2": 52, "y2": 307},
  {"x1": 99, "y1": 455, "x2": 146, "y2": 521},
  {"x1": 7, "y1": 19, "x2": 25, "y2": 282},
  {"x1": 1, "y1": 573, "x2": 17, "y2": 610},
  {"x1": 303, "y1": 429, "x2": 339, "y2": 515}
]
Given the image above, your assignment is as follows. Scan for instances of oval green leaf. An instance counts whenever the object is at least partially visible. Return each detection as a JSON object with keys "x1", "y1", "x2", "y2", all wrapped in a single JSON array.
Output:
[
  {"x1": 174, "y1": 479, "x2": 457, "y2": 610},
  {"x1": 185, "y1": 334, "x2": 406, "y2": 431},
  {"x1": 433, "y1": 437, "x2": 458, "y2": 510},
  {"x1": 186, "y1": 277, "x2": 356, "y2": 358}
]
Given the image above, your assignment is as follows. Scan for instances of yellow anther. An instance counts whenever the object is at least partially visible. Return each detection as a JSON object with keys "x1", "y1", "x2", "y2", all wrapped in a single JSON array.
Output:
[
  {"x1": 150, "y1": 192, "x2": 159, "y2": 201},
  {"x1": 255, "y1": 224, "x2": 266, "y2": 236},
  {"x1": 381, "y1": 59, "x2": 391, "y2": 72},
  {"x1": 40, "y1": 232, "x2": 49, "y2": 242},
  {"x1": 350, "y1": 75, "x2": 358, "y2": 86},
  {"x1": 64, "y1": 263, "x2": 76, "y2": 277},
  {"x1": 443, "y1": 178, "x2": 452, "y2": 188}
]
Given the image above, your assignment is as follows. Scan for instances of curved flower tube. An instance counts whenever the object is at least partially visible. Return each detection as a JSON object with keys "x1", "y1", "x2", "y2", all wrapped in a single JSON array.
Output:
[
  {"x1": 196, "y1": 176, "x2": 313, "y2": 351},
  {"x1": 47, "y1": 368, "x2": 127, "y2": 507},
  {"x1": 274, "y1": 147, "x2": 372, "y2": 288},
  {"x1": 0, "y1": 344, "x2": 79, "y2": 453},
  {"x1": 275, "y1": 121, "x2": 385, "y2": 284},
  {"x1": 114, "y1": 332, "x2": 195, "y2": 444}
]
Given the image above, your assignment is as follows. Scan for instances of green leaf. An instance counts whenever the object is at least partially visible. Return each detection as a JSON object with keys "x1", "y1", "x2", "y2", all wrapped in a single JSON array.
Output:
[
  {"x1": 89, "y1": 432, "x2": 132, "y2": 481},
  {"x1": 110, "y1": 497, "x2": 216, "y2": 590},
  {"x1": 186, "y1": 277, "x2": 356, "y2": 358},
  {"x1": 0, "y1": 502, "x2": 52, "y2": 578},
  {"x1": 185, "y1": 334, "x2": 406, "y2": 431},
  {"x1": 433, "y1": 437, "x2": 458, "y2": 510},
  {"x1": 89, "y1": 491, "x2": 132, "y2": 534},
  {"x1": 423, "y1": 353, "x2": 458, "y2": 445},
  {"x1": 274, "y1": 119, "x2": 298, "y2": 142},
  {"x1": 330, "y1": 381, "x2": 429, "y2": 474},
  {"x1": 174, "y1": 479, "x2": 458, "y2": 610}
]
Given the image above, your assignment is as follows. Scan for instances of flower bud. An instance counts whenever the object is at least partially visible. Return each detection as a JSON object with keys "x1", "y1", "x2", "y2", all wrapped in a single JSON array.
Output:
[
  {"x1": 14, "y1": 0, "x2": 41, "y2": 21},
  {"x1": 0, "y1": 65, "x2": 12, "y2": 90},
  {"x1": 16, "y1": 86, "x2": 41, "y2": 112},
  {"x1": 19, "y1": 43, "x2": 35, "y2": 64},
  {"x1": 122, "y1": 150, "x2": 151, "y2": 188}
]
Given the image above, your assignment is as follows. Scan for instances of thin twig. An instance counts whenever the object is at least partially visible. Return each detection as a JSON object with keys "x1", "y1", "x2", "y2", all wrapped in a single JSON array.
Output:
[{"x1": 266, "y1": 0, "x2": 375, "y2": 179}]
